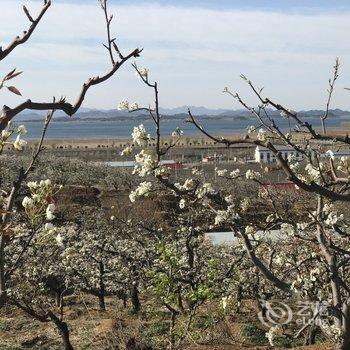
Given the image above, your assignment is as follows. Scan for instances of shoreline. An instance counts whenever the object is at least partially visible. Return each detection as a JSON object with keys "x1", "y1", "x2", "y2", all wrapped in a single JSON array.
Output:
[{"x1": 23, "y1": 127, "x2": 349, "y2": 146}]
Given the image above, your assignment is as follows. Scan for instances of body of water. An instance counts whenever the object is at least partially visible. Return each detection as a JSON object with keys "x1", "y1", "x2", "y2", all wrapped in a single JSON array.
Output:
[{"x1": 19, "y1": 117, "x2": 342, "y2": 140}]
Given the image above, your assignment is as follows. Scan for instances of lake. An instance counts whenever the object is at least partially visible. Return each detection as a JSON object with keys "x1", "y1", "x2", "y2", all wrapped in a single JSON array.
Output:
[{"x1": 19, "y1": 116, "x2": 342, "y2": 140}]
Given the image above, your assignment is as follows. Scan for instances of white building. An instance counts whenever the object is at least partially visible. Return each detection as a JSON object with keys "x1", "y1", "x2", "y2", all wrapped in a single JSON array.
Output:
[
  {"x1": 255, "y1": 145, "x2": 350, "y2": 164},
  {"x1": 255, "y1": 145, "x2": 302, "y2": 163}
]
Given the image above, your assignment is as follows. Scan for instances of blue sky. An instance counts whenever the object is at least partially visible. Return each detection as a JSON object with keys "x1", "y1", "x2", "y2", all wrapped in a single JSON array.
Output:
[
  {"x1": 1, "y1": 1, "x2": 350, "y2": 110},
  {"x1": 54, "y1": 0, "x2": 350, "y2": 11}
]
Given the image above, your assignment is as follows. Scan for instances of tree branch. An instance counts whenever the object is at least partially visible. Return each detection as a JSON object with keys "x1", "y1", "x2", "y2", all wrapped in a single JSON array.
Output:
[
  {"x1": 0, "y1": 1, "x2": 51, "y2": 61},
  {"x1": 0, "y1": 48, "x2": 141, "y2": 131}
]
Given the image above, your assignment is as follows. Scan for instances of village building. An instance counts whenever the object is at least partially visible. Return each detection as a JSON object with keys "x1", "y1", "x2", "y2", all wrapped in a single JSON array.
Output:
[
  {"x1": 254, "y1": 145, "x2": 302, "y2": 163},
  {"x1": 255, "y1": 145, "x2": 350, "y2": 164}
]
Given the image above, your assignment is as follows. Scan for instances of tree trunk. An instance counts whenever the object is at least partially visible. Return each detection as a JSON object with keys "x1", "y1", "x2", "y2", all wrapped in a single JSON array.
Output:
[
  {"x1": 98, "y1": 292, "x2": 106, "y2": 311},
  {"x1": 55, "y1": 292, "x2": 61, "y2": 308},
  {"x1": 130, "y1": 282, "x2": 140, "y2": 314},
  {"x1": 98, "y1": 261, "x2": 106, "y2": 311},
  {"x1": 49, "y1": 312, "x2": 74, "y2": 350},
  {"x1": 58, "y1": 321, "x2": 73, "y2": 350},
  {"x1": 340, "y1": 337, "x2": 350, "y2": 350},
  {"x1": 169, "y1": 310, "x2": 177, "y2": 350},
  {"x1": 177, "y1": 285, "x2": 184, "y2": 312},
  {"x1": 303, "y1": 325, "x2": 317, "y2": 345},
  {"x1": 0, "y1": 235, "x2": 7, "y2": 306},
  {"x1": 255, "y1": 297, "x2": 267, "y2": 318},
  {"x1": 236, "y1": 284, "x2": 243, "y2": 313},
  {"x1": 340, "y1": 301, "x2": 350, "y2": 350}
]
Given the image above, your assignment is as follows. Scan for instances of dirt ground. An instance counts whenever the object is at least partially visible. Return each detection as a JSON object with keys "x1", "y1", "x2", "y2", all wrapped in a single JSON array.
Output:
[{"x1": 0, "y1": 296, "x2": 336, "y2": 350}]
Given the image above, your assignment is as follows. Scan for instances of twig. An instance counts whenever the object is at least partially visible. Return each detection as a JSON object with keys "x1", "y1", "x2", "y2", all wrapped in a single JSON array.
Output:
[
  {"x1": 321, "y1": 58, "x2": 339, "y2": 134},
  {"x1": 0, "y1": 1, "x2": 51, "y2": 61}
]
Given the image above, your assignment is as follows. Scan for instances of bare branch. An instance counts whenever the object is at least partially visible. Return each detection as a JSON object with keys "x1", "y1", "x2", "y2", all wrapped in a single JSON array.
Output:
[
  {"x1": 22, "y1": 5, "x2": 35, "y2": 23},
  {"x1": 321, "y1": 58, "x2": 340, "y2": 134},
  {"x1": 237, "y1": 227, "x2": 291, "y2": 293},
  {"x1": 0, "y1": 48, "x2": 141, "y2": 131},
  {"x1": 0, "y1": 1, "x2": 51, "y2": 61},
  {"x1": 188, "y1": 109, "x2": 350, "y2": 202},
  {"x1": 101, "y1": 0, "x2": 116, "y2": 65}
]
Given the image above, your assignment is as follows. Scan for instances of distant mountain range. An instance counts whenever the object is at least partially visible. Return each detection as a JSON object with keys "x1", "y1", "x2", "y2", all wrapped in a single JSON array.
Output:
[{"x1": 16, "y1": 106, "x2": 350, "y2": 122}]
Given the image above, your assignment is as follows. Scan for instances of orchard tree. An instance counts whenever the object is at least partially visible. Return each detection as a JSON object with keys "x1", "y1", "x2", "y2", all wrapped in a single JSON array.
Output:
[
  {"x1": 0, "y1": 0, "x2": 140, "y2": 307},
  {"x1": 5, "y1": 179, "x2": 76, "y2": 349},
  {"x1": 107, "y1": 215, "x2": 159, "y2": 314},
  {"x1": 62, "y1": 208, "x2": 127, "y2": 311},
  {"x1": 120, "y1": 59, "x2": 350, "y2": 349},
  {"x1": 148, "y1": 211, "x2": 240, "y2": 349},
  {"x1": 0, "y1": 1, "x2": 141, "y2": 349}
]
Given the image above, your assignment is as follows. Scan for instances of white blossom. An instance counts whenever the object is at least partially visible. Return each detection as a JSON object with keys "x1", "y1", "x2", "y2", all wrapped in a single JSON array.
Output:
[
  {"x1": 257, "y1": 128, "x2": 266, "y2": 141},
  {"x1": 305, "y1": 163, "x2": 323, "y2": 183},
  {"x1": 245, "y1": 169, "x2": 261, "y2": 180},
  {"x1": 297, "y1": 222, "x2": 308, "y2": 230},
  {"x1": 230, "y1": 169, "x2": 240, "y2": 178},
  {"x1": 224, "y1": 195, "x2": 233, "y2": 204},
  {"x1": 44, "y1": 223, "x2": 56, "y2": 235},
  {"x1": 337, "y1": 156, "x2": 349, "y2": 173},
  {"x1": 1, "y1": 130, "x2": 11, "y2": 139},
  {"x1": 129, "y1": 182, "x2": 152, "y2": 202},
  {"x1": 27, "y1": 181, "x2": 39, "y2": 190},
  {"x1": 325, "y1": 150, "x2": 335, "y2": 160},
  {"x1": 13, "y1": 135, "x2": 27, "y2": 151},
  {"x1": 246, "y1": 125, "x2": 255, "y2": 134},
  {"x1": 17, "y1": 125, "x2": 27, "y2": 135},
  {"x1": 121, "y1": 146, "x2": 133, "y2": 156},
  {"x1": 214, "y1": 210, "x2": 231, "y2": 225},
  {"x1": 287, "y1": 154, "x2": 300, "y2": 171},
  {"x1": 325, "y1": 211, "x2": 343, "y2": 226},
  {"x1": 46, "y1": 203, "x2": 56, "y2": 221},
  {"x1": 281, "y1": 223, "x2": 294, "y2": 236},
  {"x1": 323, "y1": 324, "x2": 343, "y2": 341},
  {"x1": 192, "y1": 167, "x2": 203, "y2": 176},
  {"x1": 129, "y1": 102, "x2": 139, "y2": 111},
  {"x1": 133, "y1": 149, "x2": 157, "y2": 177},
  {"x1": 154, "y1": 165, "x2": 168, "y2": 177},
  {"x1": 179, "y1": 199, "x2": 186, "y2": 209},
  {"x1": 245, "y1": 225, "x2": 255, "y2": 235},
  {"x1": 215, "y1": 168, "x2": 228, "y2": 177},
  {"x1": 266, "y1": 326, "x2": 283, "y2": 346},
  {"x1": 138, "y1": 68, "x2": 149, "y2": 78},
  {"x1": 214, "y1": 206, "x2": 236, "y2": 225},
  {"x1": 22, "y1": 196, "x2": 34, "y2": 208},
  {"x1": 132, "y1": 124, "x2": 151, "y2": 146},
  {"x1": 41, "y1": 179, "x2": 51, "y2": 187},
  {"x1": 55, "y1": 233, "x2": 64, "y2": 247},
  {"x1": 240, "y1": 198, "x2": 250, "y2": 211},
  {"x1": 197, "y1": 182, "x2": 215, "y2": 199},
  {"x1": 183, "y1": 179, "x2": 195, "y2": 190},
  {"x1": 221, "y1": 295, "x2": 231, "y2": 310},
  {"x1": 171, "y1": 127, "x2": 184, "y2": 137},
  {"x1": 117, "y1": 100, "x2": 129, "y2": 110}
]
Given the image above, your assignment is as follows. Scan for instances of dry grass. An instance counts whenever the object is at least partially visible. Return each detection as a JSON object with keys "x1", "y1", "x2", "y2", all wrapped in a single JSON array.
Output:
[{"x1": 0, "y1": 296, "x2": 336, "y2": 350}]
